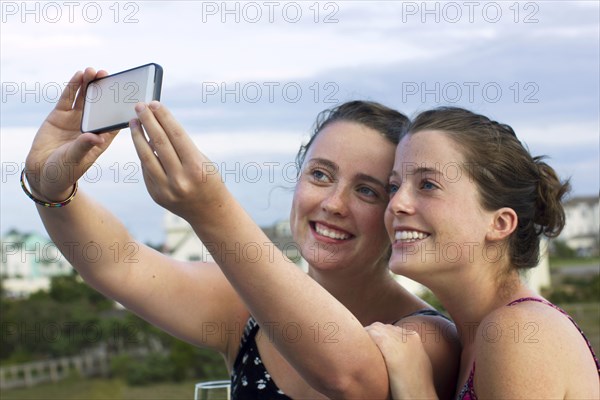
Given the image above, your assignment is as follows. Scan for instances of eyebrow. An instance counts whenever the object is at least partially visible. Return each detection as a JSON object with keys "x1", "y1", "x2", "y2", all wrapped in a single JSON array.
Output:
[
  {"x1": 308, "y1": 158, "x2": 388, "y2": 189},
  {"x1": 308, "y1": 158, "x2": 338, "y2": 174},
  {"x1": 389, "y1": 166, "x2": 443, "y2": 179},
  {"x1": 356, "y1": 173, "x2": 388, "y2": 189}
]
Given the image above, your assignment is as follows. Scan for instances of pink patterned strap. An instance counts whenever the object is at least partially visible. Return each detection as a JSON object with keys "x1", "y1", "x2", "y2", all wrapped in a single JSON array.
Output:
[
  {"x1": 507, "y1": 297, "x2": 600, "y2": 374},
  {"x1": 456, "y1": 297, "x2": 599, "y2": 400},
  {"x1": 456, "y1": 362, "x2": 477, "y2": 400}
]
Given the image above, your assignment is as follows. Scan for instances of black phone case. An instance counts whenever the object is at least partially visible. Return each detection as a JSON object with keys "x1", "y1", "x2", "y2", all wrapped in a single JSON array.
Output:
[{"x1": 80, "y1": 63, "x2": 163, "y2": 134}]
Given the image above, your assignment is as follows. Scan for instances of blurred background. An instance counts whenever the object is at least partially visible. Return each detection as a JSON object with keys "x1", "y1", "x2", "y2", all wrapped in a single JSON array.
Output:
[{"x1": 1, "y1": 1, "x2": 598, "y2": 399}]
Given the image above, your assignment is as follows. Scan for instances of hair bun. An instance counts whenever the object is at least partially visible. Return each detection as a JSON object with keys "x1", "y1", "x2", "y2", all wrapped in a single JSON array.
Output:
[{"x1": 533, "y1": 156, "x2": 571, "y2": 237}]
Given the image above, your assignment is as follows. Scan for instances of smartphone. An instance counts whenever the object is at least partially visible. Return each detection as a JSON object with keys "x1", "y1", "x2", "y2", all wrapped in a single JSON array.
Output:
[{"x1": 81, "y1": 63, "x2": 163, "y2": 134}]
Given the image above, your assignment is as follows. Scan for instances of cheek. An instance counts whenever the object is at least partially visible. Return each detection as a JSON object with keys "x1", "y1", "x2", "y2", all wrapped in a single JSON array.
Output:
[
  {"x1": 435, "y1": 211, "x2": 478, "y2": 244},
  {"x1": 383, "y1": 208, "x2": 394, "y2": 240},
  {"x1": 289, "y1": 206, "x2": 297, "y2": 235},
  {"x1": 289, "y1": 182, "x2": 315, "y2": 231},
  {"x1": 289, "y1": 189, "x2": 303, "y2": 232}
]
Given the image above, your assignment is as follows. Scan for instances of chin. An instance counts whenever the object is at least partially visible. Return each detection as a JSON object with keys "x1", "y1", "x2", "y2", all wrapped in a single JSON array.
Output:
[
  {"x1": 306, "y1": 252, "x2": 343, "y2": 271},
  {"x1": 388, "y1": 256, "x2": 425, "y2": 278}
]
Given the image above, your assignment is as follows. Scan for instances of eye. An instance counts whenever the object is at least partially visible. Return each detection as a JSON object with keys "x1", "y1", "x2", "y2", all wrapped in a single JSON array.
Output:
[
  {"x1": 357, "y1": 186, "x2": 377, "y2": 197},
  {"x1": 309, "y1": 168, "x2": 330, "y2": 183},
  {"x1": 420, "y1": 180, "x2": 438, "y2": 190},
  {"x1": 387, "y1": 183, "x2": 399, "y2": 197}
]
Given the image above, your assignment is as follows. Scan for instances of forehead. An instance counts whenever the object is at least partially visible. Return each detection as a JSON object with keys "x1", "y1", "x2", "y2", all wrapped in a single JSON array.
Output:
[
  {"x1": 306, "y1": 121, "x2": 396, "y2": 174},
  {"x1": 395, "y1": 130, "x2": 465, "y2": 168}
]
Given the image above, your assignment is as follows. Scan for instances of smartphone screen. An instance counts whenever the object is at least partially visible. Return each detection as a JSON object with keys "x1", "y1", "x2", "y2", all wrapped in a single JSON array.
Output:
[{"x1": 81, "y1": 63, "x2": 163, "y2": 134}]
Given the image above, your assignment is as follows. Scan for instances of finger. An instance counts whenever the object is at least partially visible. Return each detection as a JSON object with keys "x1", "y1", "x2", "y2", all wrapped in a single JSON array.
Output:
[
  {"x1": 74, "y1": 67, "x2": 98, "y2": 111},
  {"x1": 130, "y1": 118, "x2": 169, "y2": 183},
  {"x1": 365, "y1": 322, "x2": 384, "y2": 333},
  {"x1": 134, "y1": 103, "x2": 181, "y2": 173},
  {"x1": 63, "y1": 133, "x2": 106, "y2": 167},
  {"x1": 56, "y1": 71, "x2": 83, "y2": 111},
  {"x1": 96, "y1": 126, "x2": 120, "y2": 142},
  {"x1": 365, "y1": 325, "x2": 389, "y2": 340},
  {"x1": 395, "y1": 327, "x2": 420, "y2": 343},
  {"x1": 146, "y1": 101, "x2": 200, "y2": 165}
]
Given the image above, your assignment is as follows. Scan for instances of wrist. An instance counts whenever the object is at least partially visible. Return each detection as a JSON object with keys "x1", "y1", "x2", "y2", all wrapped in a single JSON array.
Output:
[
  {"x1": 21, "y1": 169, "x2": 78, "y2": 208},
  {"x1": 389, "y1": 377, "x2": 438, "y2": 400}
]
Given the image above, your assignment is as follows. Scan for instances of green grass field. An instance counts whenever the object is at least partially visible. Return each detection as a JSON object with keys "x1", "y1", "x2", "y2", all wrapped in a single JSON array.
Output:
[
  {"x1": 560, "y1": 302, "x2": 600, "y2": 356},
  {"x1": 0, "y1": 377, "x2": 208, "y2": 400},
  {"x1": 2, "y1": 303, "x2": 597, "y2": 399},
  {"x1": 549, "y1": 256, "x2": 600, "y2": 269}
]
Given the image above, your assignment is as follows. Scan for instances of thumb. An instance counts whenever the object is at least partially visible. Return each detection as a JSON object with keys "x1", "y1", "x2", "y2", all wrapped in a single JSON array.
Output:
[
  {"x1": 63, "y1": 134, "x2": 100, "y2": 164},
  {"x1": 57, "y1": 133, "x2": 108, "y2": 182},
  {"x1": 64, "y1": 131, "x2": 116, "y2": 166}
]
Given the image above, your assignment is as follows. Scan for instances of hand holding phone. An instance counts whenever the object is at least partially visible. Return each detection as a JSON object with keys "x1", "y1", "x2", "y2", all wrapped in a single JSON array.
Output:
[{"x1": 81, "y1": 63, "x2": 163, "y2": 134}]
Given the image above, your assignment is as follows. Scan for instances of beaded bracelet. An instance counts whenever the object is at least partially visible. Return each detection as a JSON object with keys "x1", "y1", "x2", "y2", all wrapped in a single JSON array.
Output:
[{"x1": 20, "y1": 169, "x2": 78, "y2": 208}]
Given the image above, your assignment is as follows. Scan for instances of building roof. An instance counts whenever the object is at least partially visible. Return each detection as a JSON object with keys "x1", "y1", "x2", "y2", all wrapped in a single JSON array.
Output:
[{"x1": 564, "y1": 195, "x2": 599, "y2": 208}]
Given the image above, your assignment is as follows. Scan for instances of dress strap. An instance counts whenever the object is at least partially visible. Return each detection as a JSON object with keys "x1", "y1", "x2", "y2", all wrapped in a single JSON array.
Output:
[
  {"x1": 241, "y1": 316, "x2": 259, "y2": 343},
  {"x1": 507, "y1": 297, "x2": 600, "y2": 375},
  {"x1": 456, "y1": 362, "x2": 478, "y2": 400},
  {"x1": 392, "y1": 308, "x2": 452, "y2": 325},
  {"x1": 506, "y1": 296, "x2": 550, "y2": 307},
  {"x1": 232, "y1": 316, "x2": 259, "y2": 369}
]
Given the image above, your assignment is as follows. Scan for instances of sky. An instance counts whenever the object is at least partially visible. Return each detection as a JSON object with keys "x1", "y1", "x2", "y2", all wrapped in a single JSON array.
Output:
[{"x1": 1, "y1": 0, "x2": 599, "y2": 245}]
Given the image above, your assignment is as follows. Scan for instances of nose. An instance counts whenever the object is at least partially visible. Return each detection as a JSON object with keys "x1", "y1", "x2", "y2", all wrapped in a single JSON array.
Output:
[
  {"x1": 387, "y1": 185, "x2": 415, "y2": 216},
  {"x1": 321, "y1": 186, "x2": 350, "y2": 216}
]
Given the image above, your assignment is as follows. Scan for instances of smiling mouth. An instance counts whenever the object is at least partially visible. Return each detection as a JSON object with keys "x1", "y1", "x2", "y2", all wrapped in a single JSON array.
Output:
[
  {"x1": 311, "y1": 222, "x2": 353, "y2": 241},
  {"x1": 394, "y1": 230, "x2": 430, "y2": 243}
]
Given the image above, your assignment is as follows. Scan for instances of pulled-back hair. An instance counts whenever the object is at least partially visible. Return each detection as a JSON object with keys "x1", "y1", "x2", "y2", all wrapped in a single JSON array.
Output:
[
  {"x1": 408, "y1": 107, "x2": 571, "y2": 270},
  {"x1": 295, "y1": 101, "x2": 409, "y2": 170}
]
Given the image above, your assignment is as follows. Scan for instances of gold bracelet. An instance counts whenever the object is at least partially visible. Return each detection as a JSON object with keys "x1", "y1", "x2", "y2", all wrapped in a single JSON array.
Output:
[{"x1": 20, "y1": 169, "x2": 78, "y2": 208}]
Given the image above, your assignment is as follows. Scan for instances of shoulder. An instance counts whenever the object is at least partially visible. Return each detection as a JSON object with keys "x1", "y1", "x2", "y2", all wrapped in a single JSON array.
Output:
[
  {"x1": 473, "y1": 299, "x2": 586, "y2": 398},
  {"x1": 396, "y1": 311, "x2": 458, "y2": 348},
  {"x1": 476, "y1": 298, "x2": 582, "y2": 351}
]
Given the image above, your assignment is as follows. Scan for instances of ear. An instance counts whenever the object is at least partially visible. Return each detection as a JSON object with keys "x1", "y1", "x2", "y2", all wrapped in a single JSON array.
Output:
[{"x1": 486, "y1": 207, "x2": 518, "y2": 242}]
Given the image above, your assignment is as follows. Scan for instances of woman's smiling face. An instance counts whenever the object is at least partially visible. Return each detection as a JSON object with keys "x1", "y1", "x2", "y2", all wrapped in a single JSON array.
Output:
[
  {"x1": 385, "y1": 130, "x2": 496, "y2": 280},
  {"x1": 290, "y1": 120, "x2": 396, "y2": 272}
]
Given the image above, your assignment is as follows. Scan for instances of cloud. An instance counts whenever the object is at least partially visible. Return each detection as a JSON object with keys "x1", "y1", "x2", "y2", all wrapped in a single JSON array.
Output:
[{"x1": 2, "y1": 1, "x2": 598, "y2": 243}]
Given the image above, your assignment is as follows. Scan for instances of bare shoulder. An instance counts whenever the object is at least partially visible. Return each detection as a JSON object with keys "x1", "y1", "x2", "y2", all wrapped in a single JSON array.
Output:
[
  {"x1": 396, "y1": 312, "x2": 458, "y2": 349},
  {"x1": 396, "y1": 312, "x2": 460, "y2": 370},
  {"x1": 474, "y1": 300, "x2": 599, "y2": 398}
]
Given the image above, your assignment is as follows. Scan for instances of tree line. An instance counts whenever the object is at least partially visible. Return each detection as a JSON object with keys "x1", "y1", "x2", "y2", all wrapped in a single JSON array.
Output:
[{"x1": 0, "y1": 272, "x2": 227, "y2": 385}]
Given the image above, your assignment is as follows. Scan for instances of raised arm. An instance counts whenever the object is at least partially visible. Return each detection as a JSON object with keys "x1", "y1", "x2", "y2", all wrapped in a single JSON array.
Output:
[
  {"x1": 129, "y1": 101, "x2": 394, "y2": 398},
  {"x1": 24, "y1": 69, "x2": 247, "y2": 357}
]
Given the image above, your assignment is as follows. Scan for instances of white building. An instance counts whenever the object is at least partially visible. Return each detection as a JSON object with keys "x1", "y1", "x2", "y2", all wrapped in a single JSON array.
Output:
[
  {"x1": 0, "y1": 230, "x2": 73, "y2": 297},
  {"x1": 559, "y1": 196, "x2": 600, "y2": 256},
  {"x1": 162, "y1": 212, "x2": 215, "y2": 262}
]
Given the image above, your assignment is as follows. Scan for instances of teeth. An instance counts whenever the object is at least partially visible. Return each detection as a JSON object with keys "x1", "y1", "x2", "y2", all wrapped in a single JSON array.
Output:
[
  {"x1": 315, "y1": 223, "x2": 351, "y2": 240},
  {"x1": 395, "y1": 230, "x2": 428, "y2": 242}
]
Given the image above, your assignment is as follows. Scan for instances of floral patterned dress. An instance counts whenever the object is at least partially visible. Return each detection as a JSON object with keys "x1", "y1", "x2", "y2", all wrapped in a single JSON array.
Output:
[
  {"x1": 231, "y1": 309, "x2": 451, "y2": 399},
  {"x1": 231, "y1": 316, "x2": 292, "y2": 399}
]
